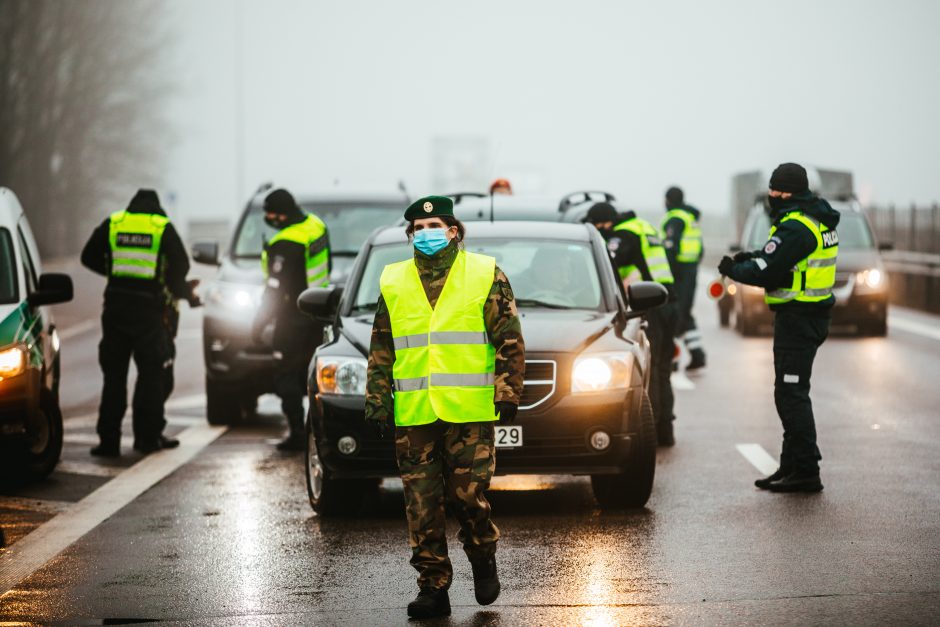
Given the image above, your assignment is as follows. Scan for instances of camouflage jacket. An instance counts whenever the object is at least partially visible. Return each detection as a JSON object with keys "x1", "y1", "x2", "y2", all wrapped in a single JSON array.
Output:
[{"x1": 365, "y1": 241, "x2": 525, "y2": 422}]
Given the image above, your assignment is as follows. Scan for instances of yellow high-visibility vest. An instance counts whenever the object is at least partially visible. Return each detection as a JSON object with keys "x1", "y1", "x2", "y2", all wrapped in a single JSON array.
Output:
[
  {"x1": 765, "y1": 211, "x2": 838, "y2": 304},
  {"x1": 613, "y1": 217, "x2": 675, "y2": 285},
  {"x1": 108, "y1": 211, "x2": 168, "y2": 281},
  {"x1": 262, "y1": 214, "x2": 330, "y2": 287},
  {"x1": 662, "y1": 208, "x2": 703, "y2": 263}
]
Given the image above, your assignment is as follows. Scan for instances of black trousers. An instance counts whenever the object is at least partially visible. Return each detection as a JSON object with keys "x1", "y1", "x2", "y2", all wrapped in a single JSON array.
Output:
[
  {"x1": 773, "y1": 310, "x2": 830, "y2": 474},
  {"x1": 273, "y1": 314, "x2": 318, "y2": 438},
  {"x1": 672, "y1": 263, "x2": 703, "y2": 352},
  {"x1": 646, "y1": 301, "x2": 678, "y2": 425},
  {"x1": 98, "y1": 304, "x2": 168, "y2": 446}
]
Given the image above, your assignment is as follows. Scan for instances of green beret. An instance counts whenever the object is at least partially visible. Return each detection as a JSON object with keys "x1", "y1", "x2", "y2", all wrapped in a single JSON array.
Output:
[{"x1": 403, "y1": 195, "x2": 454, "y2": 221}]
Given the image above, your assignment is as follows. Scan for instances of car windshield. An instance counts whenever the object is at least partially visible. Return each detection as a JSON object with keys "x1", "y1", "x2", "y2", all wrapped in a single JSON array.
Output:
[
  {"x1": 352, "y1": 239, "x2": 603, "y2": 313},
  {"x1": 747, "y1": 210, "x2": 874, "y2": 251},
  {"x1": 0, "y1": 228, "x2": 18, "y2": 304},
  {"x1": 233, "y1": 201, "x2": 403, "y2": 258}
]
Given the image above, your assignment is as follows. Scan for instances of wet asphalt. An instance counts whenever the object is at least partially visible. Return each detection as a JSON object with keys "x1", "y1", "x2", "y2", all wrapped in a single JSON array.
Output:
[{"x1": 1, "y1": 274, "x2": 939, "y2": 625}]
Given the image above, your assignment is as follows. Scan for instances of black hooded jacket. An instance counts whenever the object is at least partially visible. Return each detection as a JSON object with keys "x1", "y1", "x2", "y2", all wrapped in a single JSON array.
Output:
[
  {"x1": 81, "y1": 190, "x2": 191, "y2": 308},
  {"x1": 725, "y1": 191, "x2": 841, "y2": 314}
]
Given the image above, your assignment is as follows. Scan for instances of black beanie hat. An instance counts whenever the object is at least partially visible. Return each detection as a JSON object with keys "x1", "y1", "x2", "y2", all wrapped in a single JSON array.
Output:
[
  {"x1": 128, "y1": 189, "x2": 163, "y2": 214},
  {"x1": 665, "y1": 186, "x2": 684, "y2": 208},
  {"x1": 263, "y1": 188, "x2": 301, "y2": 216},
  {"x1": 585, "y1": 202, "x2": 619, "y2": 224},
  {"x1": 769, "y1": 163, "x2": 809, "y2": 194}
]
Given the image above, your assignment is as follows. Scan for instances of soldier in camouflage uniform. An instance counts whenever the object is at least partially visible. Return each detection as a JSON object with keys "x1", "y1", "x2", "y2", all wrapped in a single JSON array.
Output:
[{"x1": 365, "y1": 195, "x2": 525, "y2": 619}]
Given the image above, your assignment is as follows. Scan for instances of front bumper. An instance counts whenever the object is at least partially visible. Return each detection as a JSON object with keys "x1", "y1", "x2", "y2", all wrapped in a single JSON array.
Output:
[
  {"x1": 203, "y1": 312, "x2": 277, "y2": 387},
  {"x1": 0, "y1": 371, "x2": 39, "y2": 438}
]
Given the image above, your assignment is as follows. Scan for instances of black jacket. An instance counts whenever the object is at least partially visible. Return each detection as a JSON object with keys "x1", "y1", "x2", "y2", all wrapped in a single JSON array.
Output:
[
  {"x1": 81, "y1": 198, "x2": 191, "y2": 309},
  {"x1": 663, "y1": 204, "x2": 703, "y2": 271},
  {"x1": 603, "y1": 212, "x2": 676, "y2": 301},
  {"x1": 726, "y1": 192, "x2": 841, "y2": 315}
]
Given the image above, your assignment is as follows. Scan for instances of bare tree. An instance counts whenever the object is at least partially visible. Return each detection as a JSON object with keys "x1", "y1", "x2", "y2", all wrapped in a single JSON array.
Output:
[{"x1": 0, "y1": 0, "x2": 175, "y2": 256}]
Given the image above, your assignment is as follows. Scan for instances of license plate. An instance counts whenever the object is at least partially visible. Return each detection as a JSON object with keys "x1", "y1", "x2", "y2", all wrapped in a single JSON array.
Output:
[{"x1": 495, "y1": 425, "x2": 523, "y2": 448}]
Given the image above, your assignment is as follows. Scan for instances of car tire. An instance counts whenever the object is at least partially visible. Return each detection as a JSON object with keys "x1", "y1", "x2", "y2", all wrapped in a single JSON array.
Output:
[
  {"x1": 735, "y1": 308, "x2": 759, "y2": 337},
  {"x1": 23, "y1": 389, "x2": 64, "y2": 481},
  {"x1": 861, "y1": 316, "x2": 888, "y2": 337},
  {"x1": 305, "y1": 424, "x2": 376, "y2": 516},
  {"x1": 206, "y1": 376, "x2": 242, "y2": 426},
  {"x1": 718, "y1": 297, "x2": 731, "y2": 328},
  {"x1": 591, "y1": 391, "x2": 657, "y2": 510}
]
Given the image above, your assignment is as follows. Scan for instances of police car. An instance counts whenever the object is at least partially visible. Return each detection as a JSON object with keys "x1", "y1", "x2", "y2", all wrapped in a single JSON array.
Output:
[
  {"x1": 299, "y1": 221, "x2": 668, "y2": 515},
  {"x1": 0, "y1": 188, "x2": 73, "y2": 480}
]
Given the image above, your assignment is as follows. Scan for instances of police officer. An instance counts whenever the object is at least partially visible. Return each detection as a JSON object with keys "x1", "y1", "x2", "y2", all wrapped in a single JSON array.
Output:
[
  {"x1": 662, "y1": 186, "x2": 706, "y2": 370},
  {"x1": 365, "y1": 196, "x2": 524, "y2": 619},
  {"x1": 81, "y1": 189, "x2": 192, "y2": 456},
  {"x1": 585, "y1": 202, "x2": 678, "y2": 446},
  {"x1": 251, "y1": 188, "x2": 330, "y2": 451},
  {"x1": 719, "y1": 163, "x2": 839, "y2": 492}
]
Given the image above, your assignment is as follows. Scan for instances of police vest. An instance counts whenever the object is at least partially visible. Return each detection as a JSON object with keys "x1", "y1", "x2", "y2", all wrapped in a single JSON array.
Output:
[
  {"x1": 613, "y1": 218, "x2": 675, "y2": 285},
  {"x1": 108, "y1": 211, "x2": 168, "y2": 282},
  {"x1": 379, "y1": 251, "x2": 497, "y2": 427},
  {"x1": 262, "y1": 214, "x2": 330, "y2": 287},
  {"x1": 765, "y1": 212, "x2": 839, "y2": 305},
  {"x1": 662, "y1": 208, "x2": 703, "y2": 264}
]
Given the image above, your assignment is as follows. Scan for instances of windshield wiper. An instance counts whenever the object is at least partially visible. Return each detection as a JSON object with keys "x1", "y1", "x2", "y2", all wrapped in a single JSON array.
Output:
[{"x1": 515, "y1": 298, "x2": 572, "y2": 310}]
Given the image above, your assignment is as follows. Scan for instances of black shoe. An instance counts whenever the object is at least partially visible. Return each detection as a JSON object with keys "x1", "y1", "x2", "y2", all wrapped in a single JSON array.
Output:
[
  {"x1": 407, "y1": 588, "x2": 451, "y2": 619},
  {"x1": 768, "y1": 472, "x2": 823, "y2": 493},
  {"x1": 90, "y1": 442, "x2": 120, "y2": 458},
  {"x1": 159, "y1": 435, "x2": 180, "y2": 449},
  {"x1": 755, "y1": 468, "x2": 789, "y2": 490},
  {"x1": 276, "y1": 434, "x2": 305, "y2": 452},
  {"x1": 686, "y1": 350, "x2": 706, "y2": 371},
  {"x1": 133, "y1": 439, "x2": 162, "y2": 454},
  {"x1": 470, "y1": 556, "x2": 501, "y2": 605},
  {"x1": 657, "y1": 420, "x2": 675, "y2": 447}
]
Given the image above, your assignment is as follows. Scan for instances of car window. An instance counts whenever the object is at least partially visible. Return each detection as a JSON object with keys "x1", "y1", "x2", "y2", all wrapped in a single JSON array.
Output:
[
  {"x1": 233, "y1": 202, "x2": 403, "y2": 258},
  {"x1": 0, "y1": 228, "x2": 19, "y2": 304},
  {"x1": 17, "y1": 217, "x2": 43, "y2": 275},
  {"x1": 746, "y1": 210, "x2": 874, "y2": 251},
  {"x1": 17, "y1": 227, "x2": 38, "y2": 293},
  {"x1": 352, "y1": 239, "x2": 603, "y2": 312}
]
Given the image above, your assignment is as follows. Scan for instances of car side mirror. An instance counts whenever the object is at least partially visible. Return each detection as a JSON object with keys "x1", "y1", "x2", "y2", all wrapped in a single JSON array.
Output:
[
  {"x1": 27, "y1": 273, "x2": 73, "y2": 307},
  {"x1": 298, "y1": 285, "x2": 344, "y2": 322},
  {"x1": 192, "y1": 240, "x2": 220, "y2": 266},
  {"x1": 729, "y1": 244, "x2": 742, "y2": 253},
  {"x1": 878, "y1": 242, "x2": 894, "y2": 252},
  {"x1": 623, "y1": 281, "x2": 668, "y2": 320}
]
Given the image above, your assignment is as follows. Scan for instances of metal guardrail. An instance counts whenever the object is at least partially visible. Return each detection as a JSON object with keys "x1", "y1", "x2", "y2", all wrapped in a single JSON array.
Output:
[{"x1": 882, "y1": 250, "x2": 940, "y2": 277}]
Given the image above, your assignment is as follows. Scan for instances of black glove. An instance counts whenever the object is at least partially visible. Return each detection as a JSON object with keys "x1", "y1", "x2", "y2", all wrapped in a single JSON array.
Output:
[
  {"x1": 185, "y1": 279, "x2": 203, "y2": 308},
  {"x1": 732, "y1": 250, "x2": 755, "y2": 263},
  {"x1": 718, "y1": 256, "x2": 734, "y2": 277},
  {"x1": 495, "y1": 402, "x2": 518, "y2": 424}
]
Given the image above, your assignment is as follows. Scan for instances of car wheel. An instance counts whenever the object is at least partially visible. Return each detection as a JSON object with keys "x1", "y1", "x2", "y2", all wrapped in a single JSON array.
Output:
[
  {"x1": 24, "y1": 389, "x2": 64, "y2": 481},
  {"x1": 735, "y1": 307, "x2": 759, "y2": 337},
  {"x1": 861, "y1": 317, "x2": 888, "y2": 337},
  {"x1": 718, "y1": 297, "x2": 731, "y2": 328},
  {"x1": 591, "y1": 391, "x2": 657, "y2": 510},
  {"x1": 305, "y1": 424, "x2": 375, "y2": 516},
  {"x1": 206, "y1": 376, "x2": 242, "y2": 426}
]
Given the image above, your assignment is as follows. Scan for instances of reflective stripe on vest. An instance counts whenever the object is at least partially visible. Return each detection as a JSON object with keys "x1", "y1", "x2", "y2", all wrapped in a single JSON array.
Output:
[
  {"x1": 108, "y1": 211, "x2": 168, "y2": 281},
  {"x1": 613, "y1": 218, "x2": 675, "y2": 285},
  {"x1": 379, "y1": 250, "x2": 497, "y2": 427},
  {"x1": 261, "y1": 214, "x2": 330, "y2": 287},
  {"x1": 662, "y1": 208, "x2": 703, "y2": 263},
  {"x1": 764, "y1": 212, "x2": 839, "y2": 304}
]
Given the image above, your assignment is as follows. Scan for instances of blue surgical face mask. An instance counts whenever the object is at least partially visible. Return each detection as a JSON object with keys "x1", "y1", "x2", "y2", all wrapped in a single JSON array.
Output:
[{"x1": 413, "y1": 228, "x2": 451, "y2": 256}]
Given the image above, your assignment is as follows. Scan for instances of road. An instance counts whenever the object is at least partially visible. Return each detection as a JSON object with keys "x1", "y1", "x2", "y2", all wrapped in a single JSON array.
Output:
[{"x1": 1, "y1": 272, "x2": 939, "y2": 625}]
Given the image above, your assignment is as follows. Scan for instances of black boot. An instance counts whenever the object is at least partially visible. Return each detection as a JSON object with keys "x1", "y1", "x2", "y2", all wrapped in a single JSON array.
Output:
[
  {"x1": 90, "y1": 441, "x2": 120, "y2": 458},
  {"x1": 276, "y1": 433, "x2": 305, "y2": 452},
  {"x1": 755, "y1": 467, "x2": 789, "y2": 490},
  {"x1": 158, "y1": 435, "x2": 180, "y2": 449},
  {"x1": 687, "y1": 349, "x2": 706, "y2": 371},
  {"x1": 470, "y1": 555, "x2": 501, "y2": 605},
  {"x1": 407, "y1": 588, "x2": 451, "y2": 619},
  {"x1": 657, "y1": 419, "x2": 675, "y2": 447},
  {"x1": 768, "y1": 472, "x2": 823, "y2": 493}
]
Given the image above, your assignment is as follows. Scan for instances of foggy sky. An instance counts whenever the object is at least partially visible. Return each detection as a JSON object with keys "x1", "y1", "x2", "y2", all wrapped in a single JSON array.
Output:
[{"x1": 164, "y1": 0, "x2": 940, "y2": 227}]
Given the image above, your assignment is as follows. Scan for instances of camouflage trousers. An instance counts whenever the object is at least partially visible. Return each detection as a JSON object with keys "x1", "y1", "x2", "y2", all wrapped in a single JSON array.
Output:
[{"x1": 395, "y1": 420, "x2": 499, "y2": 591}]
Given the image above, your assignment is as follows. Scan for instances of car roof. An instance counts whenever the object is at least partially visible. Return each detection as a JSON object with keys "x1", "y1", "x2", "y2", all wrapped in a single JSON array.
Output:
[
  {"x1": 247, "y1": 190, "x2": 408, "y2": 208},
  {"x1": 371, "y1": 220, "x2": 595, "y2": 246},
  {"x1": 0, "y1": 188, "x2": 23, "y2": 228},
  {"x1": 451, "y1": 195, "x2": 560, "y2": 221}
]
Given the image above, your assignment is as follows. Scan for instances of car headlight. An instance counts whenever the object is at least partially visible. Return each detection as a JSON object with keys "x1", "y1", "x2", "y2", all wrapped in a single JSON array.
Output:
[
  {"x1": 0, "y1": 345, "x2": 26, "y2": 380},
  {"x1": 316, "y1": 356, "x2": 367, "y2": 396},
  {"x1": 855, "y1": 268, "x2": 886, "y2": 293},
  {"x1": 571, "y1": 351, "x2": 634, "y2": 394},
  {"x1": 207, "y1": 282, "x2": 262, "y2": 310}
]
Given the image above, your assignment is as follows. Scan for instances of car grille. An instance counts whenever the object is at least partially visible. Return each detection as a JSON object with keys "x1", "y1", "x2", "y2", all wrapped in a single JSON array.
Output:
[{"x1": 520, "y1": 360, "x2": 556, "y2": 410}]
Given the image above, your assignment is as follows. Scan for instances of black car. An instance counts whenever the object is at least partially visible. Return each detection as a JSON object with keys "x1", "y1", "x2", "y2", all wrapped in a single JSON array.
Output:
[
  {"x1": 299, "y1": 221, "x2": 668, "y2": 515},
  {"x1": 191, "y1": 188, "x2": 407, "y2": 424},
  {"x1": 718, "y1": 202, "x2": 890, "y2": 336}
]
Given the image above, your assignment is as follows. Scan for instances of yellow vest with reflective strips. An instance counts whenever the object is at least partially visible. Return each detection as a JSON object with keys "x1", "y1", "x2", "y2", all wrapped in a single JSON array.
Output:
[
  {"x1": 613, "y1": 217, "x2": 675, "y2": 285},
  {"x1": 379, "y1": 250, "x2": 497, "y2": 427},
  {"x1": 262, "y1": 214, "x2": 330, "y2": 287},
  {"x1": 764, "y1": 211, "x2": 839, "y2": 304},
  {"x1": 108, "y1": 211, "x2": 168, "y2": 281},
  {"x1": 661, "y1": 208, "x2": 703, "y2": 263}
]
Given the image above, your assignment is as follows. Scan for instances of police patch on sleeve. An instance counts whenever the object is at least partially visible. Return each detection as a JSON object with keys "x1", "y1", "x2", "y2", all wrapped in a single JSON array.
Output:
[{"x1": 763, "y1": 236, "x2": 782, "y2": 255}]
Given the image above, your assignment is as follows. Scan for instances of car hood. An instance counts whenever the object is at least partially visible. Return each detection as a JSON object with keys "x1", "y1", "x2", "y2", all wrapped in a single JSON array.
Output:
[
  {"x1": 340, "y1": 309, "x2": 615, "y2": 357},
  {"x1": 836, "y1": 249, "x2": 882, "y2": 272},
  {"x1": 218, "y1": 255, "x2": 356, "y2": 286}
]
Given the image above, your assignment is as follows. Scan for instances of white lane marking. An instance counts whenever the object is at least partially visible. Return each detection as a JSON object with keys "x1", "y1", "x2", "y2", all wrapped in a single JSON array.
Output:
[
  {"x1": 165, "y1": 393, "x2": 207, "y2": 411},
  {"x1": 0, "y1": 424, "x2": 226, "y2": 598},
  {"x1": 57, "y1": 319, "x2": 97, "y2": 341},
  {"x1": 0, "y1": 497, "x2": 72, "y2": 515},
  {"x1": 63, "y1": 433, "x2": 135, "y2": 447},
  {"x1": 175, "y1": 328, "x2": 202, "y2": 341},
  {"x1": 889, "y1": 313, "x2": 940, "y2": 342},
  {"x1": 53, "y1": 461, "x2": 124, "y2": 478},
  {"x1": 736, "y1": 443, "x2": 778, "y2": 475},
  {"x1": 65, "y1": 412, "x2": 204, "y2": 428},
  {"x1": 671, "y1": 372, "x2": 696, "y2": 390}
]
